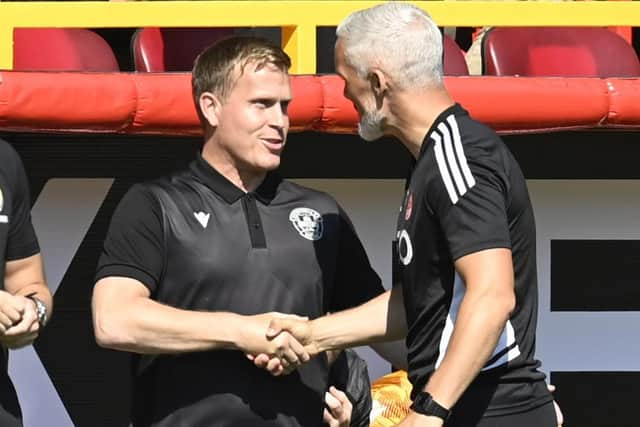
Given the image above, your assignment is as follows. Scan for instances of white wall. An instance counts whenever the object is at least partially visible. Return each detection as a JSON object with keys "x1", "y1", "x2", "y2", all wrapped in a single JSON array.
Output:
[{"x1": 10, "y1": 178, "x2": 640, "y2": 426}]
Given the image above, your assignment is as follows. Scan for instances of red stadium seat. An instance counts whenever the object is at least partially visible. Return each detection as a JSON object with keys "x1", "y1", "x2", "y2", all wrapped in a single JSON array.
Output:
[
  {"x1": 13, "y1": 28, "x2": 119, "y2": 72},
  {"x1": 482, "y1": 27, "x2": 640, "y2": 77},
  {"x1": 443, "y1": 34, "x2": 469, "y2": 76},
  {"x1": 131, "y1": 28, "x2": 234, "y2": 72}
]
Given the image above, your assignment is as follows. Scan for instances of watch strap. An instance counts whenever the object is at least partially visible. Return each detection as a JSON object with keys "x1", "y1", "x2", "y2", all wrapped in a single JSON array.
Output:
[
  {"x1": 25, "y1": 293, "x2": 47, "y2": 327},
  {"x1": 410, "y1": 391, "x2": 451, "y2": 421}
]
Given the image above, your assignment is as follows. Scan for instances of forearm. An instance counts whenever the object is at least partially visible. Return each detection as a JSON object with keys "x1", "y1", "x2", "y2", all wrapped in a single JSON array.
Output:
[
  {"x1": 425, "y1": 291, "x2": 513, "y2": 409},
  {"x1": 4, "y1": 254, "x2": 52, "y2": 318},
  {"x1": 312, "y1": 287, "x2": 406, "y2": 353},
  {"x1": 94, "y1": 297, "x2": 248, "y2": 354}
]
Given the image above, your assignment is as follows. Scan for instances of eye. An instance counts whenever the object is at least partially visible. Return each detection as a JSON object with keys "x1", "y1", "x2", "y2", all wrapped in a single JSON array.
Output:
[{"x1": 253, "y1": 99, "x2": 269, "y2": 108}]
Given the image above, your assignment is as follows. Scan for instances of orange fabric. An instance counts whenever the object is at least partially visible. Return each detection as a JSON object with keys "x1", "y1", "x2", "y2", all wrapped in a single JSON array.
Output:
[
  {"x1": 1, "y1": 72, "x2": 640, "y2": 135},
  {"x1": 445, "y1": 77, "x2": 610, "y2": 132},
  {"x1": 370, "y1": 371, "x2": 413, "y2": 427},
  {"x1": 606, "y1": 79, "x2": 640, "y2": 125}
]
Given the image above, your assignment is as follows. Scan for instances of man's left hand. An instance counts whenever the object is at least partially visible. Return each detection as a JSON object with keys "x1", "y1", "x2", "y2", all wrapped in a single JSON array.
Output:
[
  {"x1": 323, "y1": 386, "x2": 352, "y2": 427},
  {"x1": 396, "y1": 411, "x2": 444, "y2": 427}
]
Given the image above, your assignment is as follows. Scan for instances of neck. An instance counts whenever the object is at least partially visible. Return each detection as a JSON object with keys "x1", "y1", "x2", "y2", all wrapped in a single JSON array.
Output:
[
  {"x1": 201, "y1": 142, "x2": 266, "y2": 193},
  {"x1": 385, "y1": 86, "x2": 455, "y2": 159}
]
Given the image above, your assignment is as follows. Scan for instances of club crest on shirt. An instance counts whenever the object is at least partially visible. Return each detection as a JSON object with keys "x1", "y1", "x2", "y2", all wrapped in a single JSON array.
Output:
[
  {"x1": 289, "y1": 207, "x2": 323, "y2": 241},
  {"x1": 404, "y1": 191, "x2": 414, "y2": 221}
]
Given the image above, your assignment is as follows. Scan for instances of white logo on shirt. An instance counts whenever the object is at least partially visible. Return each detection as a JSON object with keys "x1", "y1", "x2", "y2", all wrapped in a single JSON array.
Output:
[
  {"x1": 194, "y1": 211, "x2": 210, "y2": 228},
  {"x1": 289, "y1": 207, "x2": 323, "y2": 241},
  {"x1": 397, "y1": 229, "x2": 413, "y2": 266}
]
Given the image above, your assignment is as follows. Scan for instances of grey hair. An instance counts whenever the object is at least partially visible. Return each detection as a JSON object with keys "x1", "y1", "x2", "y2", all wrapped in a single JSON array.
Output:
[{"x1": 336, "y1": 2, "x2": 443, "y2": 89}]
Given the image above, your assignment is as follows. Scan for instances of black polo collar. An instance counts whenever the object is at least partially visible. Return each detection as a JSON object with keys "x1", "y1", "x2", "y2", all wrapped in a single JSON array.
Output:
[
  {"x1": 418, "y1": 103, "x2": 467, "y2": 160},
  {"x1": 189, "y1": 153, "x2": 281, "y2": 205}
]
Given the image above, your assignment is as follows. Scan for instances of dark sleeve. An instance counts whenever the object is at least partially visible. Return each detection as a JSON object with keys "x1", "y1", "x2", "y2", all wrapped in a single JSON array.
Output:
[
  {"x1": 329, "y1": 205, "x2": 385, "y2": 312},
  {"x1": 427, "y1": 144, "x2": 511, "y2": 261},
  {"x1": 94, "y1": 184, "x2": 164, "y2": 293},
  {"x1": 6, "y1": 148, "x2": 39, "y2": 261}
]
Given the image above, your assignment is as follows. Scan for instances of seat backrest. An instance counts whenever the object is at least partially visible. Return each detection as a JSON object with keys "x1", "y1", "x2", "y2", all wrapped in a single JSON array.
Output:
[
  {"x1": 482, "y1": 27, "x2": 640, "y2": 77},
  {"x1": 13, "y1": 28, "x2": 119, "y2": 72},
  {"x1": 443, "y1": 34, "x2": 469, "y2": 76},
  {"x1": 132, "y1": 28, "x2": 234, "y2": 72}
]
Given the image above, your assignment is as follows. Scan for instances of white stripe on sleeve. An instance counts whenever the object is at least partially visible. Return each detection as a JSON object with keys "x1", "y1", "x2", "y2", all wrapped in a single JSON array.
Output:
[{"x1": 431, "y1": 131, "x2": 459, "y2": 204}]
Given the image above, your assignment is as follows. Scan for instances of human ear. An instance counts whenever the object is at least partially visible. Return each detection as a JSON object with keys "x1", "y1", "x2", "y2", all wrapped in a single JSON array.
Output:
[
  {"x1": 199, "y1": 92, "x2": 221, "y2": 128},
  {"x1": 368, "y1": 69, "x2": 387, "y2": 98}
]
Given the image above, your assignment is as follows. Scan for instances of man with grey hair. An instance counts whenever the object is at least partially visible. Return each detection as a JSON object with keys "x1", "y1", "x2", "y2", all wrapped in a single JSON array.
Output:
[{"x1": 257, "y1": 3, "x2": 557, "y2": 427}]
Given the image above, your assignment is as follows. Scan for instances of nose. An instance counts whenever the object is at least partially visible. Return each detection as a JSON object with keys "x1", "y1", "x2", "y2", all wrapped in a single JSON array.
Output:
[{"x1": 269, "y1": 102, "x2": 288, "y2": 129}]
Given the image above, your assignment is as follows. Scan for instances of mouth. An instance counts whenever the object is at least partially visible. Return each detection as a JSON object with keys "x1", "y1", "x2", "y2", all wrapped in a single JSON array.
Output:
[{"x1": 261, "y1": 138, "x2": 284, "y2": 153}]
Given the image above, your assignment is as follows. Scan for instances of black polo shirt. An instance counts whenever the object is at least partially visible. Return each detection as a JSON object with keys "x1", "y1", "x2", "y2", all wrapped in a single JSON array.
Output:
[
  {"x1": 95, "y1": 154, "x2": 384, "y2": 427},
  {"x1": 0, "y1": 139, "x2": 40, "y2": 426},
  {"x1": 394, "y1": 104, "x2": 552, "y2": 420}
]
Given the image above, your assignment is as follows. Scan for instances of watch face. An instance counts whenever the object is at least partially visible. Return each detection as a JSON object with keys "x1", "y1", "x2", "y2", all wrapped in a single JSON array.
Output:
[{"x1": 32, "y1": 298, "x2": 47, "y2": 326}]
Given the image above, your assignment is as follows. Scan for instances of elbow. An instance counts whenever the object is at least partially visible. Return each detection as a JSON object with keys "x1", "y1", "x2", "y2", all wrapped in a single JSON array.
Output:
[
  {"x1": 472, "y1": 284, "x2": 515, "y2": 324},
  {"x1": 93, "y1": 308, "x2": 135, "y2": 350},
  {"x1": 494, "y1": 288, "x2": 516, "y2": 322}
]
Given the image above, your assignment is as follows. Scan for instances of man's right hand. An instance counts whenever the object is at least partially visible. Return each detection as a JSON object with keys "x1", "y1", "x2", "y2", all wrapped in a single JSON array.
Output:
[
  {"x1": 250, "y1": 316, "x2": 317, "y2": 375},
  {"x1": 239, "y1": 313, "x2": 311, "y2": 375},
  {"x1": 0, "y1": 290, "x2": 26, "y2": 335},
  {"x1": 266, "y1": 316, "x2": 314, "y2": 348}
]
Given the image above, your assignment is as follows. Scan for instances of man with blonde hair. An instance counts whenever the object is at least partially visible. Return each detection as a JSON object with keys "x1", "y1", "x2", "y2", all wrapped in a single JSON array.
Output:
[{"x1": 92, "y1": 36, "x2": 385, "y2": 426}]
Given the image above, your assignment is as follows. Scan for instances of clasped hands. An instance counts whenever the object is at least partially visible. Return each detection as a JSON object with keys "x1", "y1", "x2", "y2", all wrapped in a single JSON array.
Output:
[
  {"x1": 244, "y1": 313, "x2": 314, "y2": 376},
  {"x1": 0, "y1": 290, "x2": 40, "y2": 349}
]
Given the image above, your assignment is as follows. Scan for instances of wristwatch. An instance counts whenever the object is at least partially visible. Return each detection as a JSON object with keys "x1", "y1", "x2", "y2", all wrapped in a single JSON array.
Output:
[
  {"x1": 26, "y1": 293, "x2": 47, "y2": 328},
  {"x1": 410, "y1": 391, "x2": 451, "y2": 422}
]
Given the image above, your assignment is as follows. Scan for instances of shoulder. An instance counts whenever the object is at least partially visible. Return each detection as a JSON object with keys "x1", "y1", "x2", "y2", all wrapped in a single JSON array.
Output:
[
  {"x1": 124, "y1": 180, "x2": 161, "y2": 202},
  {"x1": 422, "y1": 112, "x2": 510, "y2": 208},
  {"x1": 125, "y1": 169, "x2": 191, "y2": 203},
  {"x1": 437, "y1": 110, "x2": 502, "y2": 153},
  {"x1": 456, "y1": 111, "x2": 507, "y2": 162},
  {"x1": 115, "y1": 180, "x2": 170, "y2": 217},
  {"x1": 428, "y1": 111, "x2": 507, "y2": 175}
]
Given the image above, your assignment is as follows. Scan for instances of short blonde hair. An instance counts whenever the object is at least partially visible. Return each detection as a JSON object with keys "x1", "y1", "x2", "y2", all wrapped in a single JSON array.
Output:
[{"x1": 192, "y1": 36, "x2": 291, "y2": 125}]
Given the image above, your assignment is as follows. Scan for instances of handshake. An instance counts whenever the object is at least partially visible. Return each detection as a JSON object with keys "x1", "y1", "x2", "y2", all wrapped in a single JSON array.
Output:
[{"x1": 243, "y1": 312, "x2": 320, "y2": 376}]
